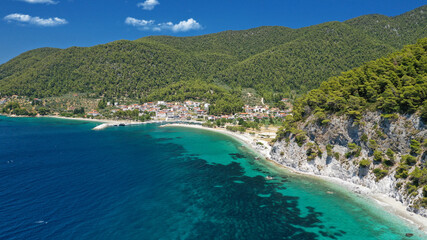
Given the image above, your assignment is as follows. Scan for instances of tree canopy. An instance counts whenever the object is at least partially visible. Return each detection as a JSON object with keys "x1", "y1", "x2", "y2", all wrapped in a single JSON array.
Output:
[
  {"x1": 0, "y1": 5, "x2": 426, "y2": 104},
  {"x1": 292, "y1": 38, "x2": 427, "y2": 121}
]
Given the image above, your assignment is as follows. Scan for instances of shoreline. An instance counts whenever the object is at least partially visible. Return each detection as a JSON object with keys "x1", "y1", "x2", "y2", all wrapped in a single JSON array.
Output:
[
  {"x1": 39, "y1": 115, "x2": 204, "y2": 130},
  {"x1": 160, "y1": 123, "x2": 427, "y2": 233},
  {"x1": 3, "y1": 115, "x2": 426, "y2": 233},
  {"x1": 160, "y1": 123, "x2": 272, "y2": 159}
]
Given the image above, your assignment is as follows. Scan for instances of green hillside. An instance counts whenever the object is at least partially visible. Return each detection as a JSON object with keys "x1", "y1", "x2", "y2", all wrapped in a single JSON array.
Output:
[
  {"x1": 346, "y1": 5, "x2": 427, "y2": 48},
  {"x1": 211, "y1": 22, "x2": 396, "y2": 102},
  {"x1": 0, "y1": 5, "x2": 426, "y2": 104},
  {"x1": 292, "y1": 37, "x2": 427, "y2": 121},
  {"x1": 275, "y1": 38, "x2": 427, "y2": 211}
]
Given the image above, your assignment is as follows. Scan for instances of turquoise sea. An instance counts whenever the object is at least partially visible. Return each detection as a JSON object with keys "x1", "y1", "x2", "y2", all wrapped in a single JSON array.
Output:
[{"x1": 0, "y1": 116, "x2": 425, "y2": 239}]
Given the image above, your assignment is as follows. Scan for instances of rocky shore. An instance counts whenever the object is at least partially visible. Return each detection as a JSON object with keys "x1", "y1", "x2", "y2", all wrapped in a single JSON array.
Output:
[
  {"x1": 160, "y1": 122, "x2": 427, "y2": 232},
  {"x1": 270, "y1": 112, "x2": 427, "y2": 231}
]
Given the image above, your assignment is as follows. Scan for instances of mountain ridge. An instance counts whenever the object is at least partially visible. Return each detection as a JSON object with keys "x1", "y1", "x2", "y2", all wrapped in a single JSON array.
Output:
[{"x1": 0, "y1": 5, "x2": 426, "y2": 104}]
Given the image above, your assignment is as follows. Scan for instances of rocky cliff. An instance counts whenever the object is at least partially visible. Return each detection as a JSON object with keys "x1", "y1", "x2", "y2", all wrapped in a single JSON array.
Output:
[{"x1": 271, "y1": 112, "x2": 427, "y2": 216}]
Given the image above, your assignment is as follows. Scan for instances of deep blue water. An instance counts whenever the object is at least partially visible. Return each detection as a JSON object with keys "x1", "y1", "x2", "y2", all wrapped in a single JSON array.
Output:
[{"x1": 0, "y1": 116, "x2": 425, "y2": 239}]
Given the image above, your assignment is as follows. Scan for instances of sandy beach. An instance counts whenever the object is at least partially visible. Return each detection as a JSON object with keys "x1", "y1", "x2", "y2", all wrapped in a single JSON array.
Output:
[{"x1": 160, "y1": 123, "x2": 427, "y2": 233}]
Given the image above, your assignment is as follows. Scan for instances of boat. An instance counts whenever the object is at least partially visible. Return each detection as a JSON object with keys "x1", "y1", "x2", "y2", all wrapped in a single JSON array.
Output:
[{"x1": 265, "y1": 176, "x2": 273, "y2": 180}]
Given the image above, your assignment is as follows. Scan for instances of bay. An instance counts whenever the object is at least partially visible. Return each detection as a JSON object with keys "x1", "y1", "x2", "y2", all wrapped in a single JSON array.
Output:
[{"x1": 0, "y1": 116, "x2": 424, "y2": 239}]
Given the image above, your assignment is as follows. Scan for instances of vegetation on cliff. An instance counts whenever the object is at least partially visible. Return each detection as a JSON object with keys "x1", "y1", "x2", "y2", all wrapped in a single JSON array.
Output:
[
  {"x1": 292, "y1": 38, "x2": 427, "y2": 121},
  {"x1": 276, "y1": 38, "x2": 427, "y2": 211}
]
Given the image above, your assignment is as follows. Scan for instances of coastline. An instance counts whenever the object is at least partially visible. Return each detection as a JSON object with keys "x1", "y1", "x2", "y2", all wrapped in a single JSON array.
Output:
[
  {"x1": 40, "y1": 115, "x2": 204, "y2": 130},
  {"x1": 160, "y1": 123, "x2": 427, "y2": 233},
  {"x1": 160, "y1": 123, "x2": 272, "y2": 159},
  {"x1": 3, "y1": 115, "x2": 426, "y2": 233}
]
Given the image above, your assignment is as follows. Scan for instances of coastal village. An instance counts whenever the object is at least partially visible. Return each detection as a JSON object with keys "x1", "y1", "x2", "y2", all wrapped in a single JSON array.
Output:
[
  {"x1": 0, "y1": 95, "x2": 293, "y2": 121},
  {"x1": 96, "y1": 99, "x2": 292, "y2": 121}
]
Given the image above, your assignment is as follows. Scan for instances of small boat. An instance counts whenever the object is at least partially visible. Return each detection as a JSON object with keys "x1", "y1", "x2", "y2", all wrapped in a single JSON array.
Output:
[{"x1": 265, "y1": 176, "x2": 273, "y2": 180}]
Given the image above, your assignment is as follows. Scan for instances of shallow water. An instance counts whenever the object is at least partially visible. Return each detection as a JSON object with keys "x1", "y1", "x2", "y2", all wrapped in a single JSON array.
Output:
[{"x1": 0, "y1": 116, "x2": 425, "y2": 239}]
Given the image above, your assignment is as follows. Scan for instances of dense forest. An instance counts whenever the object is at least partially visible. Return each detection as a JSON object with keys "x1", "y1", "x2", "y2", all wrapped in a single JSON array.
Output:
[
  {"x1": 0, "y1": 5, "x2": 426, "y2": 106},
  {"x1": 291, "y1": 38, "x2": 427, "y2": 122}
]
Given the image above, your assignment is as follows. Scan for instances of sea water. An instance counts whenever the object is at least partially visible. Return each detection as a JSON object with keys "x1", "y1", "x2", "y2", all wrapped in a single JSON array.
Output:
[{"x1": 0, "y1": 116, "x2": 425, "y2": 239}]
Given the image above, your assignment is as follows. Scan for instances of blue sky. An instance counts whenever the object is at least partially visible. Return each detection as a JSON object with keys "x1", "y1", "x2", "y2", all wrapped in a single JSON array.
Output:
[{"x1": 0, "y1": 0, "x2": 425, "y2": 64}]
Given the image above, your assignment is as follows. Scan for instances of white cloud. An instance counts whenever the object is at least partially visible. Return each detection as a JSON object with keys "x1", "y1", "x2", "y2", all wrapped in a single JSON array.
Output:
[
  {"x1": 125, "y1": 17, "x2": 154, "y2": 27},
  {"x1": 19, "y1": 0, "x2": 58, "y2": 4},
  {"x1": 137, "y1": 0, "x2": 159, "y2": 11},
  {"x1": 125, "y1": 17, "x2": 202, "y2": 32},
  {"x1": 171, "y1": 18, "x2": 202, "y2": 32},
  {"x1": 4, "y1": 13, "x2": 68, "y2": 27}
]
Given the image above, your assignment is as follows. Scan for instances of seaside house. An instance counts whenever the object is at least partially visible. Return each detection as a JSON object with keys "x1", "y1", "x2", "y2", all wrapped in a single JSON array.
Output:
[
  {"x1": 87, "y1": 110, "x2": 100, "y2": 117},
  {"x1": 157, "y1": 111, "x2": 167, "y2": 119}
]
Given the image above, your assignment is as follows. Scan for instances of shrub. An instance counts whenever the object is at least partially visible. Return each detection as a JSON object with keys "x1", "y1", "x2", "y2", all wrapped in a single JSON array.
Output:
[
  {"x1": 73, "y1": 107, "x2": 85, "y2": 115},
  {"x1": 333, "y1": 152, "x2": 340, "y2": 160},
  {"x1": 368, "y1": 139, "x2": 378, "y2": 149},
  {"x1": 348, "y1": 110, "x2": 362, "y2": 120},
  {"x1": 360, "y1": 134, "x2": 368, "y2": 143},
  {"x1": 321, "y1": 119, "x2": 330, "y2": 125},
  {"x1": 373, "y1": 150, "x2": 383, "y2": 163},
  {"x1": 402, "y1": 154, "x2": 417, "y2": 166},
  {"x1": 354, "y1": 147, "x2": 361, "y2": 158},
  {"x1": 226, "y1": 125, "x2": 246, "y2": 133},
  {"x1": 295, "y1": 134, "x2": 306, "y2": 147},
  {"x1": 307, "y1": 152, "x2": 317, "y2": 161},
  {"x1": 381, "y1": 113, "x2": 398, "y2": 120},
  {"x1": 410, "y1": 167, "x2": 423, "y2": 186},
  {"x1": 410, "y1": 139, "x2": 421, "y2": 155},
  {"x1": 14, "y1": 108, "x2": 29, "y2": 115},
  {"x1": 314, "y1": 110, "x2": 326, "y2": 122},
  {"x1": 373, "y1": 168, "x2": 388, "y2": 181},
  {"x1": 317, "y1": 146, "x2": 323, "y2": 158},
  {"x1": 359, "y1": 159, "x2": 370, "y2": 168},
  {"x1": 383, "y1": 148, "x2": 395, "y2": 166},
  {"x1": 2, "y1": 102, "x2": 20, "y2": 113},
  {"x1": 395, "y1": 164, "x2": 409, "y2": 179},
  {"x1": 346, "y1": 143, "x2": 361, "y2": 159},
  {"x1": 406, "y1": 184, "x2": 418, "y2": 196},
  {"x1": 348, "y1": 142, "x2": 358, "y2": 150},
  {"x1": 37, "y1": 107, "x2": 50, "y2": 115},
  {"x1": 385, "y1": 148, "x2": 395, "y2": 160},
  {"x1": 203, "y1": 122, "x2": 215, "y2": 128},
  {"x1": 326, "y1": 144, "x2": 333, "y2": 156},
  {"x1": 306, "y1": 147, "x2": 316, "y2": 160}
]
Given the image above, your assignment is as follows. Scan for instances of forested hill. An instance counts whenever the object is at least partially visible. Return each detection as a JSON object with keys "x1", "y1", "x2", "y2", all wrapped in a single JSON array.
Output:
[
  {"x1": 291, "y1": 37, "x2": 427, "y2": 122},
  {"x1": 0, "y1": 5, "x2": 426, "y2": 104},
  {"x1": 272, "y1": 39, "x2": 427, "y2": 213}
]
